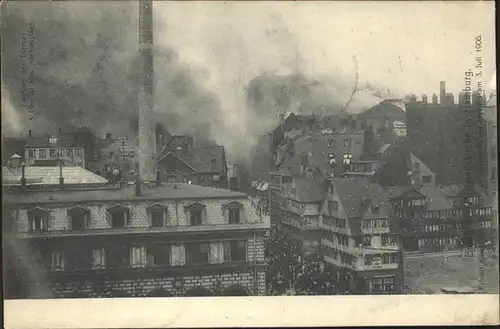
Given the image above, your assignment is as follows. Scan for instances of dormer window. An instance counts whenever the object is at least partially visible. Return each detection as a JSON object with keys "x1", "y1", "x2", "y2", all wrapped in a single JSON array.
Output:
[
  {"x1": 371, "y1": 205, "x2": 380, "y2": 214},
  {"x1": 28, "y1": 207, "x2": 49, "y2": 232},
  {"x1": 107, "y1": 204, "x2": 130, "y2": 229},
  {"x1": 223, "y1": 201, "x2": 244, "y2": 224},
  {"x1": 67, "y1": 206, "x2": 90, "y2": 231},
  {"x1": 147, "y1": 203, "x2": 168, "y2": 227},
  {"x1": 185, "y1": 202, "x2": 206, "y2": 226}
]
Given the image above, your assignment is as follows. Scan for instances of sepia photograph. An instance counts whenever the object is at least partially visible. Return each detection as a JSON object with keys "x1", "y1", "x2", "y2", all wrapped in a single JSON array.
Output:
[{"x1": 1, "y1": 0, "x2": 498, "y2": 327}]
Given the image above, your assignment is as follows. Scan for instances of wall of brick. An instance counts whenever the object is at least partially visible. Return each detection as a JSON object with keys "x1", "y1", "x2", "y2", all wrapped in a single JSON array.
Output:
[
  {"x1": 246, "y1": 235, "x2": 266, "y2": 263},
  {"x1": 51, "y1": 270, "x2": 266, "y2": 297}
]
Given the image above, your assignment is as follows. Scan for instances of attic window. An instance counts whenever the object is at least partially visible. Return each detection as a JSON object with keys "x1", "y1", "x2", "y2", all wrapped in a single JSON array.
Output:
[
  {"x1": 371, "y1": 205, "x2": 380, "y2": 214},
  {"x1": 49, "y1": 137, "x2": 58, "y2": 144}
]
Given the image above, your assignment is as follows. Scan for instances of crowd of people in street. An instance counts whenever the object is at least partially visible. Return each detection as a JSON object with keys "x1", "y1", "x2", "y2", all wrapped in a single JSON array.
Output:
[{"x1": 265, "y1": 226, "x2": 344, "y2": 295}]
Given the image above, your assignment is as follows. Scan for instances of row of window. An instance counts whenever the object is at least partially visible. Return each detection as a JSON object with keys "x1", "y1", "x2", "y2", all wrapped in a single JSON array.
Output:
[
  {"x1": 323, "y1": 217, "x2": 347, "y2": 229},
  {"x1": 417, "y1": 236, "x2": 459, "y2": 247},
  {"x1": 326, "y1": 138, "x2": 352, "y2": 149},
  {"x1": 50, "y1": 241, "x2": 248, "y2": 271},
  {"x1": 323, "y1": 245, "x2": 356, "y2": 267},
  {"x1": 364, "y1": 254, "x2": 398, "y2": 266},
  {"x1": 27, "y1": 148, "x2": 82, "y2": 158},
  {"x1": 362, "y1": 219, "x2": 389, "y2": 229},
  {"x1": 372, "y1": 277, "x2": 396, "y2": 293},
  {"x1": 26, "y1": 203, "x2": 244, "y2": 232},
  {"x1": 322, "y1": 230, "x2": 350, "y2": 247}
]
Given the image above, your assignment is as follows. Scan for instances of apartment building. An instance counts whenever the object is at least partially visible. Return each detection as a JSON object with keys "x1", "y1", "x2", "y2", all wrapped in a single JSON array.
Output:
[
  {"x1": 387, "y1": 184, "x2": 495, "y2": 252},
  {"x1": 24, "y1": 133, "x2": 85, "y2": 168},
  {"x1": 4, "y1": 182, "x2": 269, "y2": 298},
  {"x1": 320, "y1": 178, "x2": 403, "y2": 294},
  {"x1": 281, "y1": 176, "x2": 325, "y2": 257}
]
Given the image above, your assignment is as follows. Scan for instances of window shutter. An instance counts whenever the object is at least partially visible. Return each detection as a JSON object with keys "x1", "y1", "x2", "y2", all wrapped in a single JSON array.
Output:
[
  {"x1": 92, "y1": 248, "x2": 105, "y2": 268},
  {"x1": 209, "y1": 242, "x2": 224, "y2": 264},
  {"x1": 178, "y1": 244, "x2": 186, "y2": 265},
  {"x1": 141, "y1": 246, "x2": 147, "y2": 266},
  {"x1": 126, "y1": 209, "x2": 132, "y2": 227},
  {"x1": 106, "y1": 212, "x2": 111, "y2": 228},
  {"x1": 85, "y1": 211, "x2": 91, "y2": 228},
  {"x1": 209, "y1": 242, "x2": 218, "y2": 264},
  {"x1": 223, "y1": 208, "x2": 229, "y2": 224},
  {"x1": 186, "y1": 210, "x2": 191, "y2": 225},
  {"x1": 241, "y1": 206, "x2": 246, "y2": 224},
  {"x1": 171, "y1": 244, "x2": 185, "y2": 266}
]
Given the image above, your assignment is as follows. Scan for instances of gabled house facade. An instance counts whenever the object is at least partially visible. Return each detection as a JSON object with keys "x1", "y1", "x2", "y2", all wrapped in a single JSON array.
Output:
[
  {"x1": 320, "y1": 178, "x2": 403, "y2": 295},
  {"x1": 156, "y1": 136, "x2": 228, "y2": 189}
]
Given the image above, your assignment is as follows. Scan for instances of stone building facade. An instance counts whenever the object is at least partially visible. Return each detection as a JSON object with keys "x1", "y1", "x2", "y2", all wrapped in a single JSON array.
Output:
[{"x1": 4, "y1": 183, "x2": 269, "y2": 298}]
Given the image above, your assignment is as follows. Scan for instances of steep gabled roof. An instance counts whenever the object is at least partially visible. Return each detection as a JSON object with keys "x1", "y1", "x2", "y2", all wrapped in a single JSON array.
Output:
[
  {"x1": 358, "y1": 99, "x2": 407, "y2": 118},
  {"x1": 156, "y1": 145, "x2": 226, "y2": 174},
  {"x1": 331, "y1": 178, "x2": 392, "y2": 218},
  {"x1": 283, "y1": 177, "x2": 325, "y2": 203}
]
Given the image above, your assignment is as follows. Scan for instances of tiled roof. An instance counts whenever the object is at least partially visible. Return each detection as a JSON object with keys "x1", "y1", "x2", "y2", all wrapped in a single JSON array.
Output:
[
  {"x1": 190, "y1": 146, "x2": 225, "y2": 173},
  {"x1": 2, "y1": 166, "x2": 108, "y2": 186},
  {"x1": 157, "y1": 145, "x2": 226, "y2": 174},
  {"x1": 5, "y1": 182, "x2": 248, "y2": 205},
  {"x1": 283, "y1": 177, "x2": 325, "y2": 203},
  {"x1": 384, "y1": 186, "x2": 412, "y2": 199},
  {"x1": 331, "y1": 178, "x2": 392, "y2": 218}
]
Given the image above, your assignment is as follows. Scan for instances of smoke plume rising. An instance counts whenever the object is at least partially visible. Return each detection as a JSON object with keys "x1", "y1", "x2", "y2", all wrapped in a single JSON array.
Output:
[{"x1": 1, "y1": 1, "x2": 223, "y2": 149}]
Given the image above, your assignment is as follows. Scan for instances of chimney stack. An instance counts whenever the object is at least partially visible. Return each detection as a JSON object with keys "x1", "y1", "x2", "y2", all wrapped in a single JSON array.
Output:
[
  {"x1": 459, "y1": 92, "x2": 467, "y2": 105},
  {"x1": 106, "y1": 133, "x2": 112, "y2": 140},
  {"x1": 422, "y1": 94, "x2": 428, "y2": 104},
  {"x1": 446, "y1": 93, "x2": 454, "y2": 105},
  {"x1": 28, "y1": 130, "x2": 32, "y2": 137},
  {"x1": 410, "y1": 94, "x2": 417, "y2": 103},
  {"x1": 439, "y1": 81, "x2": 446, "y2": 104},
  {"x1": 137, "y1": 0, "x2": 156, "y2": 183},
  {"x1": 432, "y1": 94, "x2": 438, "y2": 104},
  {"x1": 20, "y1": 162, "x2": 27, "y2": 188}
]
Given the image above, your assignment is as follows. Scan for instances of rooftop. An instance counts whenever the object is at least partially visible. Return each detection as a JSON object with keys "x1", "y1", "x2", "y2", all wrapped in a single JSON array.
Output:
[
  {"x1": 3, "y1": 166, "x2": 108, "y2": 187},
  {"x1": 330, "y1": 178, "x2": 392, "y2": 217},
  {"x1": 283, "y1": 177, "x2": 325, "y2": 203},
  {"x1": 157, "y1": 145, "x2": 226, "y2": 174},
  {"x1": 4, "y1": 182, "x2": 248, "y2": 205}
]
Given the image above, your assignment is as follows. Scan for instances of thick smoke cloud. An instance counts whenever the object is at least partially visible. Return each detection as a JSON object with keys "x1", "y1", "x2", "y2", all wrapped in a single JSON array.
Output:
[{"x1": 1, "y1": 1, "x2": 221, "y2": 145}]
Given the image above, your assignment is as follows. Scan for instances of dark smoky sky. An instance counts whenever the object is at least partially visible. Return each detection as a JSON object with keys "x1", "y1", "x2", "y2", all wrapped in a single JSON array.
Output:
[
  {"x1": 1, "y1": 1, "x2": 219, "y2": 147},
  {"x1": 1, "y1": 1, "x2": 495, "y2": 162}
]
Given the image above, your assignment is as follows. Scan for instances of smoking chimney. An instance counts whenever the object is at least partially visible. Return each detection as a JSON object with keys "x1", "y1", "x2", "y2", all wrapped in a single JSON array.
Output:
[
  {"x1": 439, "y1": 81, "x2": 446, "y2": 104},
  {"x1": 432, "y1": 94, "x2": 438, "y2": 104},
  {"x1": 137, "y1": 0, "x2": 156, "y2": 183}
]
